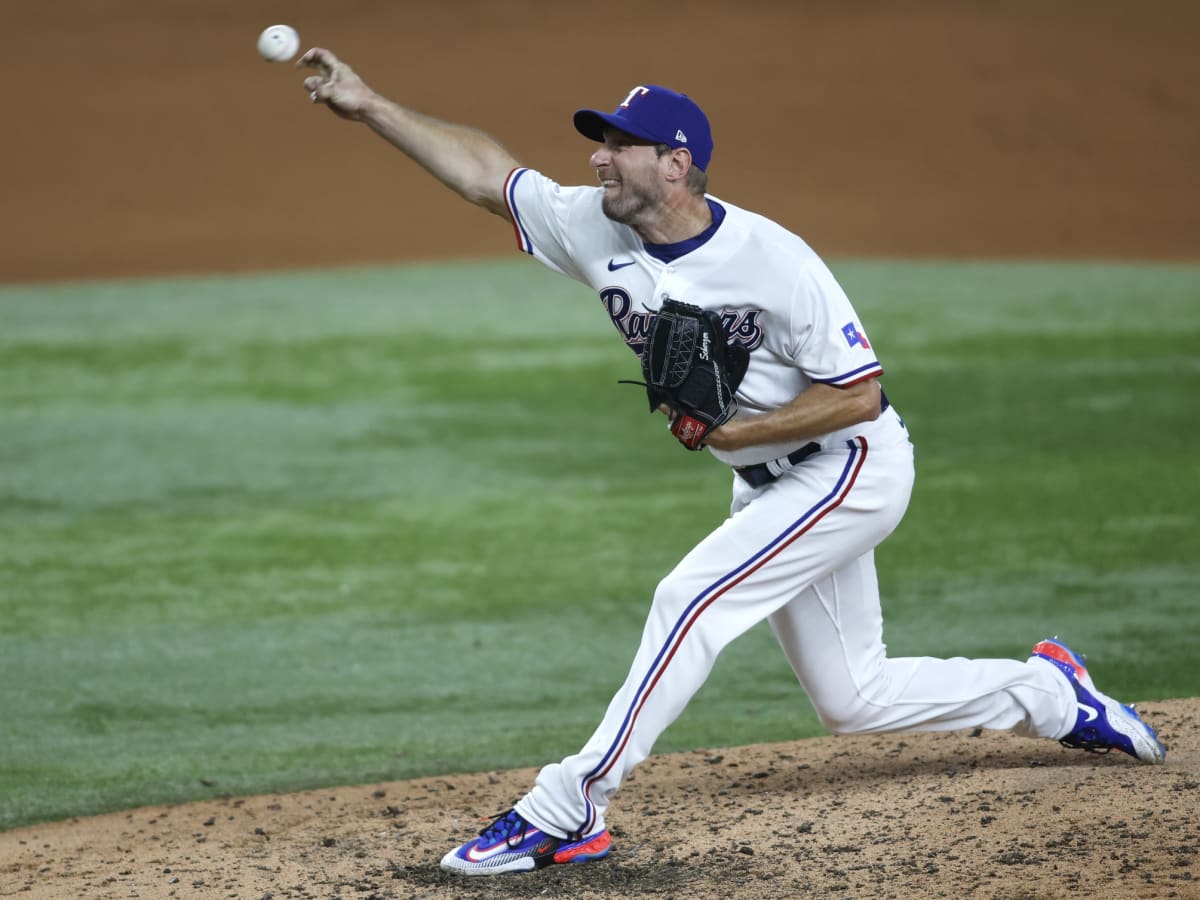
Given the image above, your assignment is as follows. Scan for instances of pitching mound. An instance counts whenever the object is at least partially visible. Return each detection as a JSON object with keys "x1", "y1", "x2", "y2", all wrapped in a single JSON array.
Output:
[{"x1": 3, "y1": 698, "x2": 1196, "y2": 899}]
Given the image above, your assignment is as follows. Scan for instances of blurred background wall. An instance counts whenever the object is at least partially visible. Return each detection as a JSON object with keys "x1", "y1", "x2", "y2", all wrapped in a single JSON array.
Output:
[{"x1": 3, "y1": 0, "x2": 1197, "y2": 282}]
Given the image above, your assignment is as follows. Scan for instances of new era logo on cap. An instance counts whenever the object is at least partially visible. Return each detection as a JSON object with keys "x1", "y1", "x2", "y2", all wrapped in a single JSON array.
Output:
[{"x1": 573, "y1": 85, "x2": 714, "y2": 170}]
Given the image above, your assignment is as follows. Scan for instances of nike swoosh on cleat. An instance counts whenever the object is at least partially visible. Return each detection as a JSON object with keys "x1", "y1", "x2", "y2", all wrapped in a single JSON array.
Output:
[
  {"x1": 607, "y1": 259, "x2": 636, "y2": 271},
  {"x1": 1077, "y1": 702, "x2": 1099, "y2": 723},
  {"x1": 464, "y1": 829, "x2": 541, "y2": 862}
]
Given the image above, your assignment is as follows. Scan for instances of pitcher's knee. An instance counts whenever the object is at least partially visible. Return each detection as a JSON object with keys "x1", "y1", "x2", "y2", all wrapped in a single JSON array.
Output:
[
  {"x1": 813, "y1": 694, "x2": 885, "y2": 735},
  {"x1": 650, "y1": 572, "x2": 695, "y2": 620},
  {"x1": 648, "y1": 573, "x2": 734, "y2": 657}
]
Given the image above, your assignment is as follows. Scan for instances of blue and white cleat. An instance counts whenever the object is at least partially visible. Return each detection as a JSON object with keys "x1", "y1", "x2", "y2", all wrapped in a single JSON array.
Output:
[
  {"x1": 440, "y1": 808, "x2": 611, "y2": 875},
  {"x1": 1030, "y1": 637, "x2": 1166, "y2": 764}
]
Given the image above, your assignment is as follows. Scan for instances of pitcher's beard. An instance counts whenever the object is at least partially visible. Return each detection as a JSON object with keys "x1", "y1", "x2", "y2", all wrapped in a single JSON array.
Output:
[{"x1": 601, "y1": 182, "x2": 664, "y2": 227}]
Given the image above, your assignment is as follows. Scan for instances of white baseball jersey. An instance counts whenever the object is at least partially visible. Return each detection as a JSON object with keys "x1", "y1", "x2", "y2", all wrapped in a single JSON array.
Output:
[{"x1": 504, "y1": 167, "x2": 890, "y2": 467}]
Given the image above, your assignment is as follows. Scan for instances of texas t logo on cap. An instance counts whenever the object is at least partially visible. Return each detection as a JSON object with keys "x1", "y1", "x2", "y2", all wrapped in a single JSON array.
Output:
[
  {"x1": 620, "y1": 86, "x2": 651, "y2": 108},
  {"x1": 574, "y1": 85, "x2": 714, "y2": 171}
]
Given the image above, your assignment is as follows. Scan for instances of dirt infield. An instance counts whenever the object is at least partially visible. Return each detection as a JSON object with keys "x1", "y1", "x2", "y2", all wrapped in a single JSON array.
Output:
[
  {"x1": 3, "y1": 699, "x2": 1197, "y2": 899},
  {"x1": 3, "y1": 2, "x2": 1198, "y2": 898}
]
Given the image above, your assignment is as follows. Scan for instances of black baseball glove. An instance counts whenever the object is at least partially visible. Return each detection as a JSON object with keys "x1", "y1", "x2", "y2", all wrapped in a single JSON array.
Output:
[{"x1": 624, "y1": 299, "x2": 751, "y2": 450}]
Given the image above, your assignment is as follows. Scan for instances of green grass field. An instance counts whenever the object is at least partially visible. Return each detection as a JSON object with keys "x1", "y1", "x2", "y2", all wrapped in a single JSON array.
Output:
[{"x1": 1, "y1": 258, "x2": 1197, "y2": 831}]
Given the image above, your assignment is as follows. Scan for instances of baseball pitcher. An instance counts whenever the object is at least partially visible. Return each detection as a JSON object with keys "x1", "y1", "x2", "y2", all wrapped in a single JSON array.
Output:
[{"x1": 297, "y1": 48, "x2": 1166, "y2": 877}]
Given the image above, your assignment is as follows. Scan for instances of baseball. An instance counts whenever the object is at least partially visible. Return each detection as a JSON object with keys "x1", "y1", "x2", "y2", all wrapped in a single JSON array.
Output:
[{"x1": 257, "y1": 24, "x2": 300, "y2": 63}]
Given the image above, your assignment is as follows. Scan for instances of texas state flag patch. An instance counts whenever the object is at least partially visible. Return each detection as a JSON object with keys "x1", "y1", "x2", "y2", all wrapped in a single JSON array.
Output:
[{"x1": 842, "y1": 322, "x2": 871, "y2": 350}]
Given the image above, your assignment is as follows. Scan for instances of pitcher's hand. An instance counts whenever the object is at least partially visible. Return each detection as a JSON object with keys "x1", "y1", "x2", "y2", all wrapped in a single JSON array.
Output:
[{"x1": 299, "y1": 48, "x2": 374, "y2": 120}]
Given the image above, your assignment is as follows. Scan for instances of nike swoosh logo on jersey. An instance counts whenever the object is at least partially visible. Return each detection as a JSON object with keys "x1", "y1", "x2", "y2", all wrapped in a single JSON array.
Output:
[
  {"x1": 1077, "y1": 702, "x2": 1099, "y2": 723},
  {"x1": 464, "y1": 828, "x2": 542, "y2": 862},
  {"x1": 608, "y1": 258, "x2": 636, "y2": 271}
]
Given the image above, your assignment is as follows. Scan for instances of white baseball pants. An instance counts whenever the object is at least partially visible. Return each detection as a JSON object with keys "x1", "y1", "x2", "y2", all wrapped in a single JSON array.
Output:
[{"x1": 516, "y1": 411, "x2": 1076, "y2": 839}]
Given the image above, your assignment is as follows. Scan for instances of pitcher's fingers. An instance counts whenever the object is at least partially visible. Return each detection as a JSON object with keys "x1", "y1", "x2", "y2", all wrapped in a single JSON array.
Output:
[{"x1": 297, "y1": 47, "x2": 338, "y2": 72}]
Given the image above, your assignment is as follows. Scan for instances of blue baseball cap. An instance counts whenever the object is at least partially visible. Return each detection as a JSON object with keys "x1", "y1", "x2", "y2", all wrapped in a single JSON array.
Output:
[{"x1": 574, "y1": 85, "x2": 713, "y2": 171}]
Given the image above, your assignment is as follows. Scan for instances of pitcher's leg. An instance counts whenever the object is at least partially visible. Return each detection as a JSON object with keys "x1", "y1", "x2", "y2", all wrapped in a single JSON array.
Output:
[
  {"x1": 517, "y1": 439, "x2": 907, "y2": 838},
  {"x1": 516, "y1": 518, "x2": 799, "y2": 838},
  {"x1": 768, "y1": 551, "x2": 1076, "y2": 738}
]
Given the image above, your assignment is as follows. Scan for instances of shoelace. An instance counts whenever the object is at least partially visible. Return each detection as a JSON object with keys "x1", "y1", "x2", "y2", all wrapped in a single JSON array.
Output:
[{"x1": 478, "y1": 810, "x2": 530, "y2": 848}]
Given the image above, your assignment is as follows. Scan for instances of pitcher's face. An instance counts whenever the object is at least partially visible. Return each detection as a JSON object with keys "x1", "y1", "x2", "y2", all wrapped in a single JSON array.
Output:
[{"x1": 591, "y1": 129, "x2": 668, "y2": 226}]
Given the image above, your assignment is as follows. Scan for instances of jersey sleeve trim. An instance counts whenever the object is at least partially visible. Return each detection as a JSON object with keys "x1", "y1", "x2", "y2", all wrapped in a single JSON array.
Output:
[
  {"x1": 503, "y1": 167, "x2": 534, "y2": 255},
  {"x1": 811, "y1": 362, "x2": 885, "y2": 387}
]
